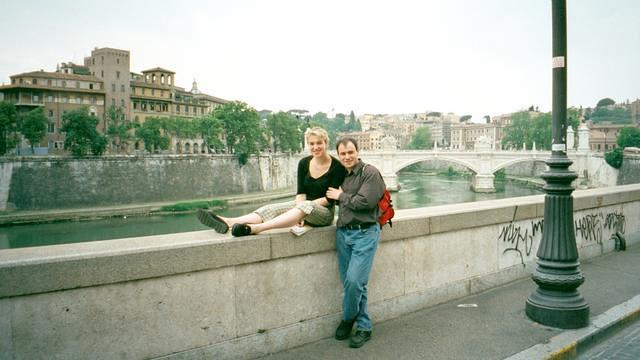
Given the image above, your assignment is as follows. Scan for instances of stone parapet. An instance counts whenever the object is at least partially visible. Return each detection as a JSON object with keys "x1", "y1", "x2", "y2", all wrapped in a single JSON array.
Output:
[{"x1": 1, "y1": 184, "x2": 639, "y2": 359}]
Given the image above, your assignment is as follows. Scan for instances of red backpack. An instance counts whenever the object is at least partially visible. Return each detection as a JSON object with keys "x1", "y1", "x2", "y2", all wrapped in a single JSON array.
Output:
[
  {"x1": 378, "y1": 189, "x2": 395, "y2": 228},
  {"x1": 363, "y1": 163, "x2": 395, "y2": 227}
]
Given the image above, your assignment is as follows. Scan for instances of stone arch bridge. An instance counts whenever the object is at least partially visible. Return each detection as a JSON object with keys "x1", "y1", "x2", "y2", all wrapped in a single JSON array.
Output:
[{"x1": 359, "y1": 148, "x2": 593, "y2": 192}]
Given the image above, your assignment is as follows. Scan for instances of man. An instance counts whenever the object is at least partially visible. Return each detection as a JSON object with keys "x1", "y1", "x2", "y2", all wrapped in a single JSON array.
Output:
[{"x1": 326, "y1": 137, "x2": 385, "y2": 348}]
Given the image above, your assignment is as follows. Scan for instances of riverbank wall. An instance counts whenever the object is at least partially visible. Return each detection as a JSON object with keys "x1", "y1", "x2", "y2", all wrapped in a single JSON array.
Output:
[
  {"x1": 0, "y1": 154, "x2": 303, "y2": 211},
  {"x1": 1, "y1": 184, "x2": 639, "y2": 359}
]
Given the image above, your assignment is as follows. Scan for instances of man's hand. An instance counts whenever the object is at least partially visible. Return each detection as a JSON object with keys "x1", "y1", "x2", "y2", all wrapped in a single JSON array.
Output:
[{"x1": 326, "y1": 187, "x2": 342, "y2": 200}]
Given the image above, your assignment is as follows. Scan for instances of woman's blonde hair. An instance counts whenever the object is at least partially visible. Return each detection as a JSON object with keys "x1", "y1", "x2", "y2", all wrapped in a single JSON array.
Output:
[{"x1": 304, "y1": 127, "x2": 329, "y2": 144}]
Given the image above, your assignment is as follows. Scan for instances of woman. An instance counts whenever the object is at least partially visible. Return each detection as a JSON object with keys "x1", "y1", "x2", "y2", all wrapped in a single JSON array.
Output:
[{"x1": 197, "y1": 127, "x2": 346, "y2": 237}]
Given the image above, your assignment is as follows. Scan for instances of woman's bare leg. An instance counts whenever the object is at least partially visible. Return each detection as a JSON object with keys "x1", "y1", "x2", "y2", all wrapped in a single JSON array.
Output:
[
  {"x1": 250, "y1": 208, "x2": 305, "y2": 234},
  {"x1": 220, "y1": 213, "x2": 263, "y2": 227}
]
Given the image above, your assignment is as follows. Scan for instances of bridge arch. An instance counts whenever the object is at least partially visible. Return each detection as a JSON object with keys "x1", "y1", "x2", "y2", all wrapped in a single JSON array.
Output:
[
  {"x1": 490, "y1": 157, "x2": 547, "y2": 175},
  {"x1": 395, "y1": 156, "x2": 480, "y2": 175}
]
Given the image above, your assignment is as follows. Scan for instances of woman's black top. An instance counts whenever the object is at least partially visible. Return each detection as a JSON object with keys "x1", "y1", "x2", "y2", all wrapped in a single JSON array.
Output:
[{"x1": 297, "y1": 155, "x2": 346, "y2": 207}]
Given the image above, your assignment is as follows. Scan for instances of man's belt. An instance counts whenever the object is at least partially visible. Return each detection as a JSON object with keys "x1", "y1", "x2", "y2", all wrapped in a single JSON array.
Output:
[{"x1": 340, "y1": 222, "x2": 377, "y2": 230}]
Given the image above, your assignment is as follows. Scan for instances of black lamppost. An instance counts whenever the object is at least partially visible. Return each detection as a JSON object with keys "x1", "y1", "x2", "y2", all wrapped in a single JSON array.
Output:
[{"x1": 525, "y1": 0, "x2": 589, "y2": 329}]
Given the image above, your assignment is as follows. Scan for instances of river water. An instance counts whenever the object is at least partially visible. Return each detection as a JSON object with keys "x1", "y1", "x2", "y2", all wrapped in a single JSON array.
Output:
[{"x1": 0, "y1": 174, "x2": 542, "y2": 249}]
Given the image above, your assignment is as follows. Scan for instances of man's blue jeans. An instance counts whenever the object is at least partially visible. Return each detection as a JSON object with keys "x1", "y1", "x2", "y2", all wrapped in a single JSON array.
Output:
[{"x1": 336, "y1": 224, "x2": 381, "y2": 331}]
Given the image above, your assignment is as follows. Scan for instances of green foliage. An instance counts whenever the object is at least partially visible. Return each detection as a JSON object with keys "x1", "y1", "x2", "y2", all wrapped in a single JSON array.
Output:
[
  {"x1": 502, "y1": 109, "x2": 580, "y2": 151},
  {"x1": 406, "y1": 127, "x2": 432, "y2": 150},
  {"x1": 0, "y1": 101, "x2": 18, "y2": 155},
  {"x1": 266, "y1": 112, "x2": 302, "y2": 153},
  {"x1": 214, "y1": 101, "x2": 262, "y2": 157},
  {"x1": 427, "y1": 112, "x2": 441, "y2": 117},
  {"x1": 199, "y1": 113, "x2": 225, "y2": 153},
  {"x1": 106, "y1": 105, "x2": 134, "y2": 153},
  {"x1": 19, "y1": 108, "x2": 48, "y2": 153},
  {"x1": 494, "y1": 169, "x2": 506, "y2": 181},
  {"x1": 590, "y1": 106, "x2": 631, "y2": 124},
  {"x1": 159, "y1": 199, "x2": 227, "y2": 212},
  {"x1": 135, "y1": 117, "x2": 170, "y2": 153},
  {"x1": 501, "y1": 111, "x2": 531, "y2": 149},
  {"x1": 460, "y1": 115, "x2": 472, "y2": 122},
  {"x1": 60, "y1": 107, "x2": 107, "y2": 156},
  {"x1": 617, "y1": 127, "x2": 640, "y2": 148},
  {"x1": 605, "y1": 148, "x2": 623, "y2": 169},
  {"x1": 596, "y1": 98, "x2": 615, "y2": 107}
]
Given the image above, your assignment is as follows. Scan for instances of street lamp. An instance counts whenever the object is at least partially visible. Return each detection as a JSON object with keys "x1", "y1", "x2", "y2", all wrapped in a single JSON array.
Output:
[{"x1": 525, "y1": 0, "x2": 589, "y2": 329}]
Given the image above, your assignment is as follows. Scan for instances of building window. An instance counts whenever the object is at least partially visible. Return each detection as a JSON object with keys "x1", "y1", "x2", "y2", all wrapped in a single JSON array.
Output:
[
  {"x1": 101, "y1": 56, "x2": 104, "y2": 64},
  {"x1": 89, "y1": 83, "x2": 93, "y2": 90},
  {"x1": 101, "y1": 70, "x2": 104, "y2": 78},
  {"x1": 48, "y1": 122, "x2": 55, "y2": 133},
  {"x1": 47, "y1": 95, "x2": 53, "y2": 102},
  {"x1": 92, "y1": 58, "x2": 95, "y2": 65},
  {"x1": 48, "y1": 110, "x2": 54, "y2": 117},
  {"x1": 150, "y1": 103, "x2": 155, "y2": 111},
  {"x1": 111, "y1": 83, "x2": 116, "y2": 92},
  {"x1": 133, "y1": 102, "x2": 137, "y2": 110},
  {"x1": 142, "y1": 88, "x2": 146, "y2": 95},
  {"x1": 33, "y1": 95, "x2": 39, "y2": 102},
  {"x1": 121, "y1": 84, "x2": 125, "y2": 93},
  {"x1": 176, "y1": 105, "x2": 180, "y2": 112},
  {"x1": 62, "y1": 81, "x2": 66, "y2": 87},
  {"x1": 33, "y1": 79, "x2": 38, "y2": 85},
  {"x1": 134, "y1": 116, "x2": 139, "y2": 123},
  {"x1": 121, "y1": 99, "x2": 125, "y2": 107},
  {"x1": 63, "y1": 96, "x2": 68, "y2": 103},
  {"x1": 76, "y1": 81, "x2": 80, "y2": 88},
  {"x1": 151, "y1": 89, "x2": 155, "y2": 96},
  {"x1": 141, "y1": 103, "x2": 147, "y2": 111},
  {"x1": 91, "y1": 96, "x2": 96, "y2": 104},
  {"x1": 117, "y1": 58, "x2": 120, "y2": 65},
  {"x1": 116, "y1": 71, "x2": 120, "y2": 79}
]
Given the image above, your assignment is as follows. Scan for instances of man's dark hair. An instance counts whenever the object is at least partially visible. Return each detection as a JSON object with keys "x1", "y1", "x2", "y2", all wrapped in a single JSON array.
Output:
[{"x1": 336, "y1": 137, "x2": 359, "y2": 151}]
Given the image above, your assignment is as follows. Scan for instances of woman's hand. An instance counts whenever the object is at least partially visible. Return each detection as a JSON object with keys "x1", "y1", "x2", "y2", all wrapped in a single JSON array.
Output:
[{"x1": 326, "y1": 187, "x2": 342, "y2": 200}]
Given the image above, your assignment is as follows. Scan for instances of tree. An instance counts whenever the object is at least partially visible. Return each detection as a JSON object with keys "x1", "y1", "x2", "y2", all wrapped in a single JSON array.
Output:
[
  {"x1": 590, "y1": 106, "x2": 631, "y2": 124},
  {"x1": 406, "y1": 126, "x2": 432, "y2": 150},
  {"x1": 501, "y1": 111, "x2": 531, "y2": 149},
  {"x1": 267, "y1": 112, "x2": 302, "y2": 153},
  {"x1": 106, "y1": 105, "x2": 134, "y2": 153},
  {"x1": 135, "y1": 117, "x2": 170, "y2": 153},
  {"x1": 199, "y1": 113, "x2": 225, "y2": 153},
  {"x1": 214, "y1": 101, "x2": 262, "y2": 161},
  {"x1": 617, "y1": 127, "x2": 640, "y2": 148},
  {"x1": 596, "y1": 98, "x2": 615, "y2": 107},
  {"x1": 0, "y1": 101, "x2": 18, "y2": 155},
  {"x1": 460, "y1": 115, "x2": 472, "y2": 122},
  {"x1": 19, "y1": 108, "x2": 48, "y2": 154},
  {"x1": 61, "y1": 107, "x2": 107, "y2": 156}
]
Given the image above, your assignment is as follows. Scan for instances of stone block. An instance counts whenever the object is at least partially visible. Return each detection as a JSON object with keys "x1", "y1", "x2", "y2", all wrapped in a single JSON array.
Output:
[
  {"x1": 429, "y1": 206, "x2": 515, "y2": 234},
  {"x1": 234, "y1": 252, "x2": 342, "y2": 337},
  {"x1": 469, "y1": 265, "x2": 530, "y2": 294},
  {"x1": 0, "y1": 231, "x2": 271, "y2": 298},
  {"x1": 404, "y1": 228, "x2": 498, "y2": 294},
  {"x1": 369, "y1": 241, "x2": 405, "y2": 304},
  {"x1": 10, "y1": 267, "x2": 236, "y2": 360},
  {"x1": 270, "y1": 227, "x2": 336, "y2": 259},
  {"x1": 379, "y1": 215, "x2": 430, "y2": 242},
  {"x1": 0, "y1": 297, "x2": 12, "y2": 356}
]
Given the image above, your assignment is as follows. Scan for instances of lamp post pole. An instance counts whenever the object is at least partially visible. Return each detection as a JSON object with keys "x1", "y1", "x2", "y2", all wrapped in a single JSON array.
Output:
[{"x1": 525, "y1": 0, "x2": 589, "y2": 329}]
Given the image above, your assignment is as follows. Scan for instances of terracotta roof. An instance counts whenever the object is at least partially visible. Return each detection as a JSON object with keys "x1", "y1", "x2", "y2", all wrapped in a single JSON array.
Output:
[
  {"x1": 11, "y1": 70, "x2": 102, "y2": 82},
  {"x1": 141, "y1": 67, "x2": 175, "y2": 74}
]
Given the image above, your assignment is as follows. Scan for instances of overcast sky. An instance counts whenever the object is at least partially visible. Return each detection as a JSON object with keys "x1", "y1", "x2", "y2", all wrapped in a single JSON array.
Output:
[{"x1": 1, "y1": 0, "x2": 638, "y2": 121}]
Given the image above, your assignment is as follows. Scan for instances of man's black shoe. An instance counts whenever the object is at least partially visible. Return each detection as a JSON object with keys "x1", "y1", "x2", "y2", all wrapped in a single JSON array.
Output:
[
  {"x1": 334, "y1": 319, "x2": 355, "y2": 340},
  {"x1": 349, "y1": 330, "x2": 371, "y2": 348}
]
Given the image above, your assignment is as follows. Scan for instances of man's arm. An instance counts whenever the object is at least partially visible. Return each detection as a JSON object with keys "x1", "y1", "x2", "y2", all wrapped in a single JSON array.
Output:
[{"x1": 336, "y1": 170, "x2": 385, "y2": 211}]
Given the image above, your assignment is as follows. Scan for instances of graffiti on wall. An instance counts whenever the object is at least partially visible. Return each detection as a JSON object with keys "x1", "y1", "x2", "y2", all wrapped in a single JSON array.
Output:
[
  {"x1": 574, "y1": 211, "x2": 626, "y2": 244},
  {"x1": 499, "y1": 220, "x2": 544, "y2": 266},
  {"x1": 498, "y1": 210, "x2": 625, "y2": 267}
]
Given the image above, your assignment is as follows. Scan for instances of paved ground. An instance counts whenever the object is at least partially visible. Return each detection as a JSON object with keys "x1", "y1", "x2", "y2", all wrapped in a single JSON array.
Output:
[
  {"x1": 578, "y1": 321, "x2": 640, "y2": 360},
  {"x1": 260, "y1": 243, "x2": 640, "y2": 360}
]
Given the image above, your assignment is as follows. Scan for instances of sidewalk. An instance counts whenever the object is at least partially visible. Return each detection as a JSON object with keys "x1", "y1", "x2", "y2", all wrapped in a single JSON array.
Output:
[
  {"x1": 261, "y1": 243, "x2": 640, "y2": 360},
  {"x1": 0, "y1": 188, "x2": 294, "y2": 225}
]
